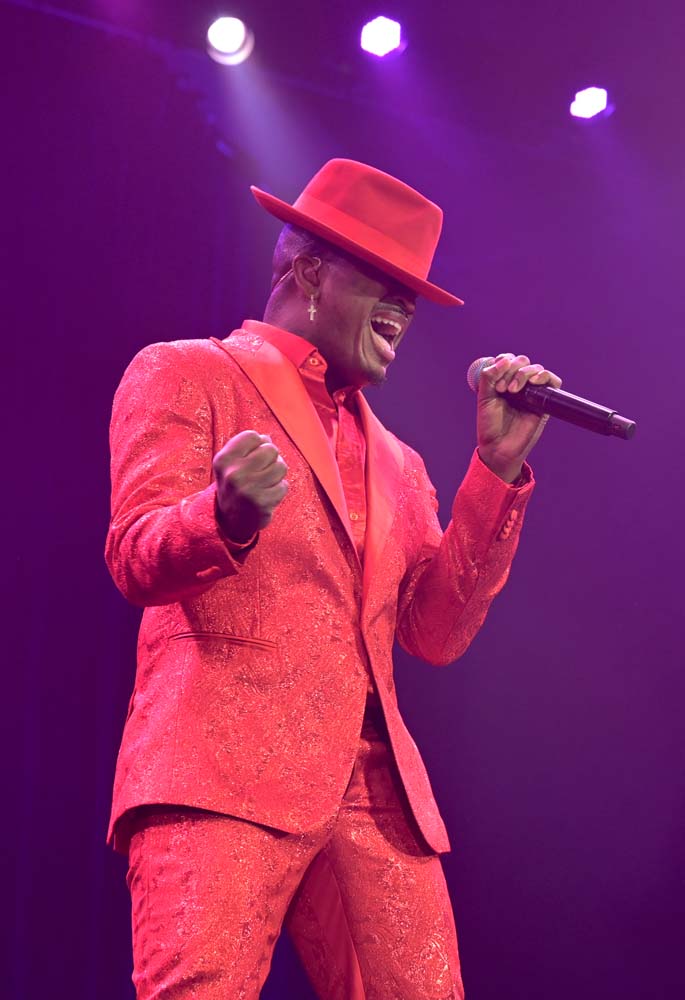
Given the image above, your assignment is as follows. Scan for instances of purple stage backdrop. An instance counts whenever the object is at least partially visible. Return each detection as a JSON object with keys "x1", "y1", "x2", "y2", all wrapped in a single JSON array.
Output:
[{"x1": 3, "y1": 1, "x2": 684, "y2": 998}]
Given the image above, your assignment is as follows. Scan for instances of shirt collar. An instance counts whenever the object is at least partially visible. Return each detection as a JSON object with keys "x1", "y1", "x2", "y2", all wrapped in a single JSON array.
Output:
[
  {"x1": 242, "y1": 319, "x2": 320, "y2": 370},
  {"x1": 241, "y1": 319, "x2": 359, "y2": 401}
]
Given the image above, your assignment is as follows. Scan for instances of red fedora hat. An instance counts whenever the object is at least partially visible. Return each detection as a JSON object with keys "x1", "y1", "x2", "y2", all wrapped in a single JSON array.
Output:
[{"x1": 250, "y1": 158, "x2": 463, "y2": 306}]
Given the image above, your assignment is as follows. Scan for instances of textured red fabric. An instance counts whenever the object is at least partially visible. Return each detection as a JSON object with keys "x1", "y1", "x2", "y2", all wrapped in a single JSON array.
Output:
[
  {"x1": 105, "y1": 322, "x2": 533, "y2": 855},
  {"x1": 126, "y1": 720, "x2": 463, "y2": 999}
]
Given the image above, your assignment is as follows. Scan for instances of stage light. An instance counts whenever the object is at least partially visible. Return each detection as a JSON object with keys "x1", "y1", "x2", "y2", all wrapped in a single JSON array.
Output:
[
  {"x1": 360, "y1": 16, "x2": 403, "y2": 58},
  {"x1": 206, "y1": 16, "x2": 254, "y2": 65},
  {"x1": 570, "y1": 87, "x2": 609, "y2": 119}
]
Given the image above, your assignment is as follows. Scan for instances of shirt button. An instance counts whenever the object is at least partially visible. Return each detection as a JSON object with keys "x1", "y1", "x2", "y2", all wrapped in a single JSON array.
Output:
[
  {"x1": 308, "y1": 356, "x2": 320, "y2": 366},
  {"x1": 349, "y1": 511, "x2": 360, "y2": 521}
]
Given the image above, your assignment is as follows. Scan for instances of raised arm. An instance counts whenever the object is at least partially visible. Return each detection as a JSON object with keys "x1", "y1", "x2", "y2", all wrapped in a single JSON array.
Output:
[
  {"x1": 105, "y1": 342, "x2": 243, "y2": 606},
  {"x1": 397, "y1": 353, "x2": 561, "y2": 664}
]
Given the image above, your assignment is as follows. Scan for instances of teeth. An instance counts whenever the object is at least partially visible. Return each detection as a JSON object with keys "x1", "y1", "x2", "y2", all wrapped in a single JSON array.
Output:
[{"x1": 371, "y1": 317, "x2": 402, "y2": 336}]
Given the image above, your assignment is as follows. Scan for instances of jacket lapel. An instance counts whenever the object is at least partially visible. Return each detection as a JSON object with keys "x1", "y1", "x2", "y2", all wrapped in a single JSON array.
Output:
[
  {"x1": 357, "y1": 393, "x2": 404, "y2": 600},
  {"x1": 211, "y1": 334, "x2": 358, "y2": 555}
]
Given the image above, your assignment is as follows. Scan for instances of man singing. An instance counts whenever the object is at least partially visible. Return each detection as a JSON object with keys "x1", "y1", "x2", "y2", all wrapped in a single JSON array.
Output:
[{"x1": 105, "y1": 158, "x2": 561, "y2": 998}]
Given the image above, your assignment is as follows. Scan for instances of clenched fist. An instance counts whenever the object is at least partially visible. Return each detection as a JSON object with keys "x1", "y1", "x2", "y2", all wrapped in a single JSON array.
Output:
[{"x1": 213, "y1": 430, "x2": 289, "y2": 544}]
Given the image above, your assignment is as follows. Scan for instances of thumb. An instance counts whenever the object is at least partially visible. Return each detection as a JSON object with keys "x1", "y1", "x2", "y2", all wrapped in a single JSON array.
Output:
[
  {"x1": 478, "y1": 358, "x2": 508, "y2": 401},
  {"x1": 224, "y1": 429, "x2": 265, "y2": 457}
]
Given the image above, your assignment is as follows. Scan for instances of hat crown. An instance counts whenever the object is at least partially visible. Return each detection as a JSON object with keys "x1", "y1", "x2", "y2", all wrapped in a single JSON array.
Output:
[{"x1": 293, "y1": 159, "x2": 443, "y2": 280}]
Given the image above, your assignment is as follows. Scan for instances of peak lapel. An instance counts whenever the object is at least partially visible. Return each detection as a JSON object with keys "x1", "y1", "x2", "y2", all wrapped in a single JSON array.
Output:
[
  {"x1": 211, "y1": 335, "x2": 358, "y2": 555},
  {"x1": 357, "y1": 393, "x2": 404, "y2": 600}
]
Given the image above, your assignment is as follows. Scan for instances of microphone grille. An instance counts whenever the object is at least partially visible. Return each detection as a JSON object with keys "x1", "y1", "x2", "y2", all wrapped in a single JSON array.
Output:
[{"x1": 466, "y1": 356, "x2": 496, "y2": 393}]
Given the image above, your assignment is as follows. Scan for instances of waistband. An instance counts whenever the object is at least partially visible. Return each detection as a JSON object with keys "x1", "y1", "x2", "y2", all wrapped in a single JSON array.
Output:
[{"x1": 361, "y1": 698, "x2": 388, "y2": 740}]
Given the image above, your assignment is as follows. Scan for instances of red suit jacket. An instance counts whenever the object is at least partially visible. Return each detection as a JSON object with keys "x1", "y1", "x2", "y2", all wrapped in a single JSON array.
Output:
[{"x1": 105, "y1": 323, "x2": 533, "y2": 853}]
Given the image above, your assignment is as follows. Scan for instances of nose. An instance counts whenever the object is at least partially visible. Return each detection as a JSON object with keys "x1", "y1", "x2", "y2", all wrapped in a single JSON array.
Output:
[{"x1": 386, "y1": 285, "x2": 417, "y2": 316}]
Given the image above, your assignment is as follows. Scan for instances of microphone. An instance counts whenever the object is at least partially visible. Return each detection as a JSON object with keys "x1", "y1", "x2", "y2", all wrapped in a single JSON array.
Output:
[{"x1": 467, "y1": 357, "x2": 636, "y2": 439}]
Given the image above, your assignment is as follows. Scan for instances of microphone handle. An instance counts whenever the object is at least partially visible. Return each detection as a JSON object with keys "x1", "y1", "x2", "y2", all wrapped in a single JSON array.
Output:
[{"x1": 507, "y1": 383, "x2": 636, "y2": 439}]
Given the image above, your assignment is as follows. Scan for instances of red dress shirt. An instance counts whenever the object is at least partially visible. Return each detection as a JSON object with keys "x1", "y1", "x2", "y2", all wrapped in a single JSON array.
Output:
[
  {"x1": 252, "y1": 322, "x2": 380, "y2": 699},
  {"x1": 253, "y1": 323, "x2": 368, "y2": 561}
]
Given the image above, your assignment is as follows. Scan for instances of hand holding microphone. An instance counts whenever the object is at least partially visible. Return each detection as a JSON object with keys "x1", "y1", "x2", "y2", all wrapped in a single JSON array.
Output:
[
  {"x1": 468, "y1": 355, "x2": 636, "y2": 437},
  {"x1": 467, "y1": 353, "x2": 635, "y2": 484},
  {"x1": 469, "y1": 354, "x2": 564, "y2": 483}
]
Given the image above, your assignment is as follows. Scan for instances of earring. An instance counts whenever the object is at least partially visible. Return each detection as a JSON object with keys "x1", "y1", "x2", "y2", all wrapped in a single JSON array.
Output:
[{"x1": 308, "y1": 295, "x2": 317, "y2": 322}]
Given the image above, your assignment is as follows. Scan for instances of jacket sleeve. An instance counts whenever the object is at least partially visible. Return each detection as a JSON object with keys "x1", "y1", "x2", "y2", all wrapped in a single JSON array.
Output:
[
  {"x1": 105, "y1": 341, "x2": 252, "y2": 607},
  {"x1": 396, "y1": 448, "x2": 534, "y2": 666}
]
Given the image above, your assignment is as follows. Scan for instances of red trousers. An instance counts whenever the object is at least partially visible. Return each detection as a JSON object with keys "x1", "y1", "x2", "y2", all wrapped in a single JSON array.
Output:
[{"x1": 126, "y1": 715, "x2": 464, "y2": 999}]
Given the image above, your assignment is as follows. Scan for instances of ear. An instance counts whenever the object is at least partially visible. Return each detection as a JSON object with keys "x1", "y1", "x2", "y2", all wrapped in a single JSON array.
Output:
[{"x1": 292, "y1": 255, "x2": 322, "y2": 298}]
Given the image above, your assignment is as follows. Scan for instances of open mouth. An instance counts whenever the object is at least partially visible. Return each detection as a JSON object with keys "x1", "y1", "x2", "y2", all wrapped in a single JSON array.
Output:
[
  {"x1": 368, "y1": 319, "x2": 399, "y2": 363},
  {"x1": 370, "y1": 316, "x2": 402, "y2": 343},
  {"x1": 369, "y1": 315, "x2": 403, "y2": 361}
]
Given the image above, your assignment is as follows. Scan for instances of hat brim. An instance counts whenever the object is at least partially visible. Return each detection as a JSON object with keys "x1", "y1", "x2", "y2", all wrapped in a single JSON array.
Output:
[{"x1": 251, "y1": 186, "x2": 464, "y2": 307}]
